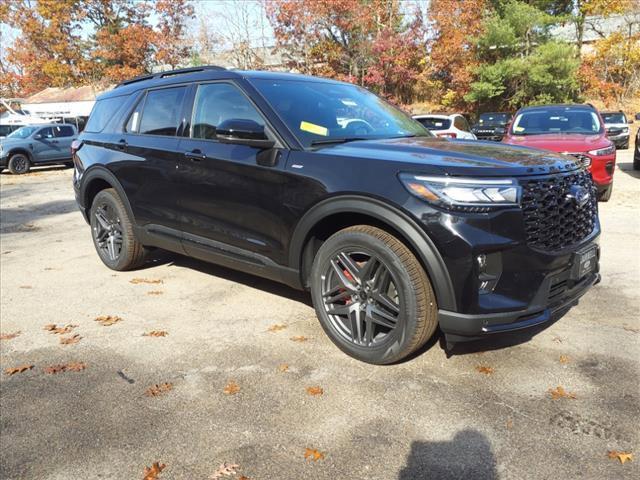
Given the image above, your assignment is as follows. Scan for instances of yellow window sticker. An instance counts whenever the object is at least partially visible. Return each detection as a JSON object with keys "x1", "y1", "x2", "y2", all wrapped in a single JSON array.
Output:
[
  {"x1": 300, "y1": 121, "x2": 328, "y2": 136},
  {"x1": 514, "y1": 126, "x2": 525, "y2": 132}
]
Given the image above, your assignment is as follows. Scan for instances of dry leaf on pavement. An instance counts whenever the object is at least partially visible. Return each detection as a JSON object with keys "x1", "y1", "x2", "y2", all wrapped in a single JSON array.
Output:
[
  {"x1": 548, "y1": 386, "x2": 576, "y2": 399},
  {"x1": 19, "y1": 285, "x2": 32, "y2": 289},
  {"x1": 95, "y1": 315, "x2": 122, "y2": 326},
  {"x1": 60, "y1": 334, "x2": 81, "y2": 345},
  {"x1": 306, "y1": 386, "x2": 323, "y2": 396},
  {"x1": 267, "y1": 324, "x2": 287, "y2": 332},
  {"x1": 44, "y1": 324, "x2": 77, "y2": 335},
  {"x1": 559, "y1": 355, "x2": 570, "y2": 364},
  {"x1": 475, "y1": 365, "x2": 494, "y2": 375},
  {"x1": 130, "y1": 278, "x2": 163, "y2": 285},
  {"x1": 4, "y1": 364, "x2": 33, "y2": 376},
  {"x1": 142, "y1": 462, "x2": 166, "y2": 479},
  {"x1": 223, "y1": 381, "x2": 240, "y2": 395},
  {"x1": 143, "y1": 331, "x2": 168, "y2": 337},
  {"x1": 304, "y1": 448, "x2": 325, "y2": 461},
  {"x1": 210, "y1": 462, "x2": 240, "y2": 479},
  {"x1": 622, "y1": 325, "x2": 639, "y2": 334},
  {"x1": 0, "y1": 331, "x2": 20, "y2": 340},
  {"x1": 43, "y1": 362, "x2": 86, "y2": 374},
  {"x1": 290, "y1": 336, "x2": 308, "y2": 342},
  {"x1": 607, "y1": 450, "x2": 633, "y2": 464},
  {"x1": 144, "y1": 383, "x2": 173, "y2": 397},
  {"x1": 147, "y1": 290, "x2": 164, "y2": 295},
  {"x1": 277, "y1": 363, "x2": 289, "y2": 373}
]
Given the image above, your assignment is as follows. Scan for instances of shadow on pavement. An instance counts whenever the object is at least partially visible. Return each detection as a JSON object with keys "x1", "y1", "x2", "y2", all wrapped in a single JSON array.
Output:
[
  {"x1": 0, "y1": 200, "x2": 79, "y2": 234},
  {"x1": 616, "y1": 160, "x2": 640, "y2": 179},
  {"x1": 398, "y1": 430, "x2": 497, "y2": 480}
]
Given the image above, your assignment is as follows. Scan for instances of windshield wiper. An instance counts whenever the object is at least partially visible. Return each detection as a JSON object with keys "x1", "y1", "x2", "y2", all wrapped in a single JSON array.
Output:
[{"x1": 310, "y1": 137, "x2": 368, "y2": 146}]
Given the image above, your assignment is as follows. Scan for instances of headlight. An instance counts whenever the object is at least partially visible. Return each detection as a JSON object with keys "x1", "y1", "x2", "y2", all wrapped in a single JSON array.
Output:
[
  {"x1": 399, "y1": 174, "x2": 521, "y2": 211},
  {"x1": 588, "y1": 145, "x2": 615, "y2": 156}
]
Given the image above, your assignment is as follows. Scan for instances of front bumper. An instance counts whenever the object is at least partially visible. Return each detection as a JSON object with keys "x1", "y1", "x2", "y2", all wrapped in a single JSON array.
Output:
[{"x1": 607, "y1": 134, "x2": 629, "y2": 148}]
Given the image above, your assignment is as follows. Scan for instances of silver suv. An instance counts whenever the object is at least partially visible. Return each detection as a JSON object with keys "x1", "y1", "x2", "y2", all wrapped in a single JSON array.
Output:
[{"x1": 0, "y1": 123, "x2": 77, "y2": 174}]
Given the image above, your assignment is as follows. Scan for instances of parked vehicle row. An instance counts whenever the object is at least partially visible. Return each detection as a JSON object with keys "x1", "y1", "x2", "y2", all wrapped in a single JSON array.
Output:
[
  {"x1": 412, "y1": 114, "x2": 476, "y2": 140},
  {"x1": 73, "y1": 66, "x2": 602, "y2": 364},
  {"x1": 601, "y1": 110, "x2": 631, "y2": 150},
  {"x1": 0, "y1": 124, "x2": 78, "y2": 174}
]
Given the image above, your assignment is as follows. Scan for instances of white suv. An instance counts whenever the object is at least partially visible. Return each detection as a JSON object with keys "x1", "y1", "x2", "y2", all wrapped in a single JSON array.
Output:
[{"x1": 412, "y1": 114, "x2": 477, "y2": 140}]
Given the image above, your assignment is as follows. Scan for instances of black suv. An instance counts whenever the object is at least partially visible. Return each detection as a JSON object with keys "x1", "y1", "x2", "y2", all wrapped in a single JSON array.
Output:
[
  {"x1": 471, "y1": 112, "x2": 512, "y2": 141},
  {"x1": 73, "y1": 67, "x2": 600, "y2": 364}
]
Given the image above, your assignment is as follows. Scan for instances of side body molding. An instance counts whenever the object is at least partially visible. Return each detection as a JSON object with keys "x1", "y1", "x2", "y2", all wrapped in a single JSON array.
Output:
[{"x1": 288, "y1": 195, "x2": 457, "y2": 311}]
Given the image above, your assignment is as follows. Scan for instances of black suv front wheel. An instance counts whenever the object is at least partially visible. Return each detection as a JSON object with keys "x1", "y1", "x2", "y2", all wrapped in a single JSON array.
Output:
[
  {"x1": 90, "y1": 188, "x2": 146, "y2": 270},
  {"x1": 310, "y1": 225, "x2": 438, "y2": 364}
]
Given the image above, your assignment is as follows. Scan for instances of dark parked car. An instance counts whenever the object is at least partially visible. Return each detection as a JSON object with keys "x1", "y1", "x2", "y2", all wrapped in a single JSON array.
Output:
[
  {"x1": 73, "y1": 67, "x2": 600, "y2": 364},
  {"x1": 601, "y1": 111, "x2": 631, "y2": 149},
  {"x1": 0, "y1": 123, "x2": 77, "y2": 174},
  {"x1": 634, "y1": 128, "x2": 640, "y2": 170},
  {"x1": 502, "y1": 104, "x2": 616, "y2": 201},
  {"x1": 471, "y1": 112, "x2": 512, "y2": 141}
]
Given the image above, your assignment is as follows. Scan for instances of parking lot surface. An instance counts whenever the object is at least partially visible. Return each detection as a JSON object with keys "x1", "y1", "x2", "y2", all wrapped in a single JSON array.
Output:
[{"x1": 1, "y1": 151, "x2": 638, "y2": 479}]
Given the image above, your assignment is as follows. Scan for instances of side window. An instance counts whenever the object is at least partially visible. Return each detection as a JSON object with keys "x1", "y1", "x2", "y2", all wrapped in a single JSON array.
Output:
[
  {"x1": 54, "y1": 125, "x2": 75, "y2": 137},
  {"x1": 138, "y1": 87, "x2": 186, "y2": 136},
  {"x1": 191, "y1": 83, "x2": 265, "y2": 140},
  {"x1": 37, "y1": 127, "x2": 54, "y2": 139},
  {"x1": 85, "y1": 96, "x2": 127, "y2": 133},
  {"x1": 125, "y1": 98, "x2": 144, "y2": 133}
]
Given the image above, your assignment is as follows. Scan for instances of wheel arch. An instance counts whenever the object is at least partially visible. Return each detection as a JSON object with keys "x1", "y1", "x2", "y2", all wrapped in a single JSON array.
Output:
[
  {"x1": 7, "y1": 148, "x2": 33, "y2": 162},
  {"x1": 81, "y1": 166, "x2": 137, "y2": 226},
  {"x1": 289, "y1": 195, "x2": 457, "y2": 311}
]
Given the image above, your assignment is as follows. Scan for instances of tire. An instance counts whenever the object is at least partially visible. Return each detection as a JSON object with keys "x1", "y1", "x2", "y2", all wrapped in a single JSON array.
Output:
[
  {"x1": 599, "y1": 183, "x2": 613, "y2": 202},
  {"x1": 8, "y1": 153, "x2": 31, "y2": 174},
  {"x1": 310, "y1": 225, "x2": 438, "y2": 364},
  {"x1": 64, "y1": 161, "x2": 74, "y2": 168},
  {"x1": 89, "y1": 188, "x2": 146, "y2": 270},
  {"x1": 633, "y1": 156, "x2": 640, "y2": 171}
]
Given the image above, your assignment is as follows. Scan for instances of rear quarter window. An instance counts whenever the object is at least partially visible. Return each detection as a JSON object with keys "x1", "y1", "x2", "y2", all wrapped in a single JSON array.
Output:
[{"x1": 85, "y1": 96, "x2": 128, "y2": 133}]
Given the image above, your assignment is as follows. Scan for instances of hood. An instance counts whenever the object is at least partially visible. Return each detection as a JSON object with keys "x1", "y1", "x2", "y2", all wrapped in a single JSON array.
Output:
[
  {"x1": 317, "y1": 136, "x2": 580, "y2": 176},
  {"x1": 0, "y1": 137, "x2": 29, "y2": 149},
  {"x1": 603, "y1": 122, "x2": 628, "y2": 129},
  {"x1": 503, "y1": 133, "x2": 610, "y2": 153}
]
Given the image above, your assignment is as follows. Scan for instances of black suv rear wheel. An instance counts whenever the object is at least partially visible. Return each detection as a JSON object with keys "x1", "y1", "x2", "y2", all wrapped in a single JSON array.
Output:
[
  {"x1": 310, "y1": 225, "x2": 438, "y2": 364},
  {"x1": 90, "y1": 188, "x2": 146, "y2": 270}
]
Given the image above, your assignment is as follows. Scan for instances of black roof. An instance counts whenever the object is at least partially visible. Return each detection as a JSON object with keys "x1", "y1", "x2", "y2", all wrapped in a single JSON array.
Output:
[{"x1": 100, "y1": 66, "x2": 344, "y2": 100}]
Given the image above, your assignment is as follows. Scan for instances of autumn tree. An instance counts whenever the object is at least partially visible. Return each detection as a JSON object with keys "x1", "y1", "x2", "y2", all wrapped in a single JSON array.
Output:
[
  {"x1": 266, "y1": 0, "x2": 425, "y2": 103},
  {"x1": 154, "y1": 0, "x2": 195, "y2": 70}
]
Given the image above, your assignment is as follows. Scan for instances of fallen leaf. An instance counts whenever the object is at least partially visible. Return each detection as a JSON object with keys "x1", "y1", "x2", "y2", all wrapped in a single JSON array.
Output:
[
  {"x1": 95, "y1": 315, "x2": 122, "y2": 326},
  {"x1": 4, "y1": 364, "x2": 33, "y2": 376},
  {"x1": 142, "y1": 461, "x2": 166, "y2": 480},
  {"x1": 267, "y1": 324, "x2": 287, "y2": 332},
  {"x1": 130, "y1": 278, "x2": 163, "y2": 285},
  {"x1": 143, "y1": 330, "x2": 168, "y2": 337},
  {"x1": 147, "y1": 290, "x2": 164, "y2": 295},
  {"x1": 43, "y1": 363, "x2": 86, "y2": 374},
  {"x1": 210, "y1": 462, "x2": 240, "y2": 479},
  {"x1": 44, "y1": 324, "x2": 78, "y2": 335},
  {"x1": 553, "y1": 336, "x2": 563, "y2": 343},
  {"x1": 19, "y1": 285, "x2": 32, "y2": 289},
  {"x1": 0, "y1": 331, "x2": 21, "y2": 340},
  {"x1": 475, "y1": 365, "x2": 494, "y2": 375},
  {"x1": 60, "y1": 334, "x2": 82, "y2": 345},
  {"x1": 622, "y1": 325, "x2": 639, "y2": 334},
  {"x1": 277, "y1": 363, "x2": 289, "y2": 373},
  {"x1": 238, "y1": 477, "x2": 251, "y2": 480},
  {"x1": 304, "y1": 448, "x2": 325, "y2": 462},
  {"x1": 506, "y1": 419, "x2": 513, "y2": 429},
  {"x1": 608, "y1": 450, "x2": 633, "y2": 464},
  {"x1": 223, "y1": 381, "x2": 240, "y2": 395},
  {"x1": 548, "y1": 385, "x2": 576, "y2": 400},
  {"x1": 291, "y1": 335, "x2": 308, "y2": 342},
  {"x1": 144, "y1": 383, "x2": 173, "y2": 397},
  {"x1": 306, "y1": 386, "x2": 323, "y2": 396},
  {"x1": 559, "y1": 355, "x2": 570, "y2": 364}
]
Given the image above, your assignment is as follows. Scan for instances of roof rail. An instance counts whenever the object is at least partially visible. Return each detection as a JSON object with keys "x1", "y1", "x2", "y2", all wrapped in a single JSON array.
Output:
[{"x1": 115, "y1": 65, "x2": 226, "y2": 88}]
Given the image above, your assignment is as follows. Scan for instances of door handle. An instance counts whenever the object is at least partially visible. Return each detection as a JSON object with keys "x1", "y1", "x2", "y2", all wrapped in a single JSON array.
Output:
[
  {"x1": 185, "y1": 149, "x2": 206, "y2": 161},
  {"x1": 115, "y1": 139, "x2": 127, "y2": 151}
]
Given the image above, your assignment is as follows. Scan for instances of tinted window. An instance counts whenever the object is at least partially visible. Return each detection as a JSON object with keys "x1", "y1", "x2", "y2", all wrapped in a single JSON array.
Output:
[
  {"x1": 138, "y1": 87, "x2": 186, "y2": 136},
  {"x1": 54, "y1": 125, "x2": 75, "y2": 137},
  {"x1": 0, "y1": 125, "x2": 20, "y2": 137},
  {"x1": 85, "y1": 96, "x2": 127, "y2": 133},
  {"x1": 416, "y1": 117, "x2": 451, "y2": 130},
  {"x1": 250, "y1": 79, "x2": 431, "y2": 148},
  {"x1": 479, "y1": 113, "x2": 509, "y2": 125},
  {"x1": 37, "y1": 127, "x2": 54, "y2": 139},
  {"x1": 511, "y1": 108, "x2": 602, "y2": 135},
  {"x1": 191, "y1": 83, "x2": 265, "y2": 140},
  {"x1": 601, "y1": 112, "x2": 626, "y2": 124}
]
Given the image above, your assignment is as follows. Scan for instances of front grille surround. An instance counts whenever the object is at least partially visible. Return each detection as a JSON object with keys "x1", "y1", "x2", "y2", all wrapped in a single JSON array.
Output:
[{"x1": 520, "y1": 170, "x2": 597, "y2": 252}]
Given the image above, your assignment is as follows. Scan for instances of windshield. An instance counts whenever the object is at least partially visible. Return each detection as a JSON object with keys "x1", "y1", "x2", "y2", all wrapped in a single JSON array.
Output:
[
  {"x1": 601, "y1": 112, "x2": 626, "y2": 124},
  {"x1": 250, "y1": 79, "x2": 432, "y2": 148},
  {"x1": 479, "y1": 113, "x2": 509, "y2": 125},
  {"x1": 415, "y1": 117, "x2": 451, "y2": 130},
  {"x1": 511, "y1": 108, "x2": 602, "y2": 135},
  {"x1": 6, "y1": 126, "x2": 38, "y2": 139}
]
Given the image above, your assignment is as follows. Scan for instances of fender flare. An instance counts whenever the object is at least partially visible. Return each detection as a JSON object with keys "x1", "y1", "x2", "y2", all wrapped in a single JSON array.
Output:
[
  {"x1": 288, "y1": 195, "x2": 457, "y2": 311},
  {"x1": 6, "y1": 148, "x2": 34, "y2": 163},
  {"x1": 80, "y1": 166, "x2": 138, "y2": 226}
]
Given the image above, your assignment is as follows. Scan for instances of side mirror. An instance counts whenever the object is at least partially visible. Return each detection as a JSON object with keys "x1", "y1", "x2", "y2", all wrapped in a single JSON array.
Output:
[
  {"x1": 34, "y1": 134, "x2": 42, "y2": 140},
  {"x1": 216, "y1": 119, "x2": 275, "y2": 150}
]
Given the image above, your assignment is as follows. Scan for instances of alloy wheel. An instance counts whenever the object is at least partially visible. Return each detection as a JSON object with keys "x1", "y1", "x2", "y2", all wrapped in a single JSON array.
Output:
[
  {"x1": 321, "y1": 249, "x2": 401, "y2": 347},
  {"x1": 93, "y1": 203, "x2": 124, "y2": 261}
]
